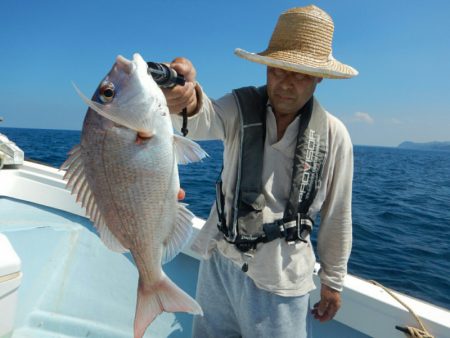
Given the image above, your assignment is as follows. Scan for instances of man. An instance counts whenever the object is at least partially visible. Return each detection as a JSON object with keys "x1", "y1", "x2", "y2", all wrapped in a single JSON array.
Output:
[{"x1": 162, "y1": 5, "x2": 357, "y2": 338}]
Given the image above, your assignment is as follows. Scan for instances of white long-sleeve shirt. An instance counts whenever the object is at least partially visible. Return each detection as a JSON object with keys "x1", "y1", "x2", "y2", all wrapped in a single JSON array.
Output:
[{"x1": 172, "y1": 88, "x2": 353, "y2": 296}]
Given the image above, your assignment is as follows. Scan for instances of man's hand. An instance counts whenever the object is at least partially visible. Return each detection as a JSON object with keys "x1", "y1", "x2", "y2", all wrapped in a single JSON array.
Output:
[
  {"x1": 312, "y1": 284, "x2": 341, "y2": 322},
  {"x1": 161, "y1": 57, "x2": 198, "y2": 115}
]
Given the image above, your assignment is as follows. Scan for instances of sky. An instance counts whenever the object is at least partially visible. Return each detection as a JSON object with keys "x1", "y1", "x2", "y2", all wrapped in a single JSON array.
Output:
[{"x1": 1, "y1": 0, "x2": 449, "y2": 147}]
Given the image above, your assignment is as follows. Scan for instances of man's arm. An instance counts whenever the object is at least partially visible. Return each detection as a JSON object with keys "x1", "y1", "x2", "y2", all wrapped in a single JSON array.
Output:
[
  {"x1": 313, "y1": 117, "x2": 354, "y2": 322},
  {"x1": 160, "y1": 57, "x2": 239, "y2": 141}
]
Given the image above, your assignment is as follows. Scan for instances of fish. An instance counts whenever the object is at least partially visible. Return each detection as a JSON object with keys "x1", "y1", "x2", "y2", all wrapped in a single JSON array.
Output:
[{"x1": 61, "y1": 53, "x2": 205, "y2": 338}]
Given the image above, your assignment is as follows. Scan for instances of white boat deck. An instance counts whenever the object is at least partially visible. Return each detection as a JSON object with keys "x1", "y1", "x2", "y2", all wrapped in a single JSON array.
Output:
[
  {"x1": 1, "y1": 196, "x2": 199, "y2": 337},
  {"x1": 1, "y1": 161, "x2": 449, "y2": 338}
]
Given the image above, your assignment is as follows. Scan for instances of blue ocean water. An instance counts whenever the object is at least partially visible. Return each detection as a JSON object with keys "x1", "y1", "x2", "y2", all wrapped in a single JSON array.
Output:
[{"x1": 1, "y1": 127, "x2": 449, "y2": 310}]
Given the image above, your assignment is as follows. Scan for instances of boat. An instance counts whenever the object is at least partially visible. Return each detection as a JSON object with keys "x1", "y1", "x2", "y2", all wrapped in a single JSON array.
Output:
[{"x1": 1, "y1": 134, "x2": 449, "y2": 338}]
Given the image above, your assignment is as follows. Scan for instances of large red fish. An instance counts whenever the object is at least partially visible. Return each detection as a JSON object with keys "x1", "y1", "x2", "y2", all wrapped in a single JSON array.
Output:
[{"x1": 62, "y1": 53, "x2": 205, "y2": 337}]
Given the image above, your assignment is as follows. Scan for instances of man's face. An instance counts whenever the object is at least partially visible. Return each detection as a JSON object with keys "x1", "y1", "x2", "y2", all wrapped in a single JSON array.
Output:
[{"x1": 267, "y1": 67, "x2": 322, "y2": 116}]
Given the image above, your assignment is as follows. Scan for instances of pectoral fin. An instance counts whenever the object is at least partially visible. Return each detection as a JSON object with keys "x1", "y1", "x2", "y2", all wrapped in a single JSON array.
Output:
[{"x1": 173, "y1": 135, "x2": 208, "y2": 164}]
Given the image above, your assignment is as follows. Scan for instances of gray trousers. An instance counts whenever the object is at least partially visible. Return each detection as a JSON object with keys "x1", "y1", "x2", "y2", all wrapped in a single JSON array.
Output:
[{"x1": 192, "y1": 250, "x2": 312, "y2": 338}]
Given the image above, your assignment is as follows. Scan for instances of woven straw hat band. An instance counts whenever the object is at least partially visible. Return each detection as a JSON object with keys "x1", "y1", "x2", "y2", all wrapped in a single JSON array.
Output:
[{"x1": 260, "y1": 7, "x2": 334, "y2": 62}]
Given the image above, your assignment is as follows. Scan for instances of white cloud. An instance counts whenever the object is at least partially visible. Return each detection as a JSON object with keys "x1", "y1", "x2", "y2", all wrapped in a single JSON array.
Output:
[
  {"x1": 352, "y1": 112, "x2": 374, "y2": 124},
  {"x1": 388, "y1": 118, "x2": 403, "y2": 125}
]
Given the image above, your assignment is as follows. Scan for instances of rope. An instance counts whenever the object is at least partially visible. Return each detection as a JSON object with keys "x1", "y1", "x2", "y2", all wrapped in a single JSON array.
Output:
[{"x1": 369, "y1": 280, "x2": 435, "y2": 338}]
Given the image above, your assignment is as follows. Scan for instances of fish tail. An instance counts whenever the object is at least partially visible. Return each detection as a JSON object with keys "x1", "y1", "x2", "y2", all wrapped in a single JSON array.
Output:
[{"x1": 134, "y1": 275, "x2": 203, "y2": 338}]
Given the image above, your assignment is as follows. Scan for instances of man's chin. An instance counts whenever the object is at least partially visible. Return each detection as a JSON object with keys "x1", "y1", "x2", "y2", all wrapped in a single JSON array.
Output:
[{"x1": 271, "y1": 103, "x2": 298, "y2": 116}]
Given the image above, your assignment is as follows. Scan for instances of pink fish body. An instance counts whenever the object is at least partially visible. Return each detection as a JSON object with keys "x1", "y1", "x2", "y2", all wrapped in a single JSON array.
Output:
[{"x1": 62, "y1": 53, "x2": 205, "y2": 337}]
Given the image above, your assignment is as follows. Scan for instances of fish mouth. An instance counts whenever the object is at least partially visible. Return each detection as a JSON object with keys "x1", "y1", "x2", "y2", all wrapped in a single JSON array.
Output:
[
  {"x1": 115, "y1": 54, "x2": 148, "y2": 75},
  {"x1": 116, "y1": 55, "x2": 136, "y2": 75}
]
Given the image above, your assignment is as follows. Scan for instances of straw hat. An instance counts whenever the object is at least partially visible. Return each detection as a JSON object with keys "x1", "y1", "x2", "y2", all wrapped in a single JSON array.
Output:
[{"x1": 235, "y1": 5, "x2": 358, "y2": 79}]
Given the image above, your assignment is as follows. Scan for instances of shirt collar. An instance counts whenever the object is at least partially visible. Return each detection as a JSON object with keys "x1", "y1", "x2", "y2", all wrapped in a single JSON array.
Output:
[{"x1": 266, "y1": 104, "x2": 300, "y2": 153}]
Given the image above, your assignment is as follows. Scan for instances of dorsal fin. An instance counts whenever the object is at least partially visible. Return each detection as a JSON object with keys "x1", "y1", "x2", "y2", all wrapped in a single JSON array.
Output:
[{"x1": 61, "y1": 145, "x2": 129, "y2": 253}]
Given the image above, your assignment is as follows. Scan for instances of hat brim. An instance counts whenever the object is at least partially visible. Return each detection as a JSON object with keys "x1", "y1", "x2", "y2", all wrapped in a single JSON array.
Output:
[{"x1": 235, "y1": 48, "x2": 358, "y2": 79}]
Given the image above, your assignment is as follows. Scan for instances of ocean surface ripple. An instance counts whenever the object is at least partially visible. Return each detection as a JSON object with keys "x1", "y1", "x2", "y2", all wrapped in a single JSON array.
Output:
[{"x1": 1, "y1": 127, "x2": 449, "y2": 310}]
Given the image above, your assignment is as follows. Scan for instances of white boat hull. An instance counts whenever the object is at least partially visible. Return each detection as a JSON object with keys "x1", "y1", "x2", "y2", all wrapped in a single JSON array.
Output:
[{"x1": 1, "y1": 161, "x2": 449, "y2": 338}]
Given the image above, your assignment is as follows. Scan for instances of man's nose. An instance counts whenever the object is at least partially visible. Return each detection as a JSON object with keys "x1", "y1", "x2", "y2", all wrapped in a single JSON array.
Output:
[{"x1": 280, "y1": 77, "x2": 294, "y2": 90}]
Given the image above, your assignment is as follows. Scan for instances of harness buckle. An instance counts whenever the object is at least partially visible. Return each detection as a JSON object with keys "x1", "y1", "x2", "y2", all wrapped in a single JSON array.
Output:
[
  {"x1": 283, "y1": 214, "x2": 313, "y2": 244},
  {"x1": 297, "y1": 213, "x2": 313, "y2": 243},
  {"x1": 283, "y1": 220, "x2": 299, "y2": 244}
]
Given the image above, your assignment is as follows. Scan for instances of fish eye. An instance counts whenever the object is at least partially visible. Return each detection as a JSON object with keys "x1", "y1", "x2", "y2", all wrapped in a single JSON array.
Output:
[{"x1": 99, "y1": 81, "x2": 115, "y2": 103}]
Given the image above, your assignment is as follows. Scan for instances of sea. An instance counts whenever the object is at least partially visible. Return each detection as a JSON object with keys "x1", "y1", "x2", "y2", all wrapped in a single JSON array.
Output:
[{"x1": 1, "y1": 127, "x2": 449, "y2": 310}]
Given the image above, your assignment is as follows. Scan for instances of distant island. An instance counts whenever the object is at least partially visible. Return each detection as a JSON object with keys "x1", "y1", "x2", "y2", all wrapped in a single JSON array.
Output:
[{"x1": 398, "y1": 141, "x2": 450, "y2": 152}]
